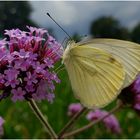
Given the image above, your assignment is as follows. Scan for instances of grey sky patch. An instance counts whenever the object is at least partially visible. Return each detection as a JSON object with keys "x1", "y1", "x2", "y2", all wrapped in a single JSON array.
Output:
[{"x1": 29, "y1": 1, "x2": 140, "y2": 41}]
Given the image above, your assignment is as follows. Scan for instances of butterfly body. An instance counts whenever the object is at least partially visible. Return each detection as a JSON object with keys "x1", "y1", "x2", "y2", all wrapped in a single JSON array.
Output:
[
  {"x1": 62, "y1": 41, "x2": 74, "y2": 64},
  {"x1": 62, "y1": 39, "x2": 140, "y2": 109}
]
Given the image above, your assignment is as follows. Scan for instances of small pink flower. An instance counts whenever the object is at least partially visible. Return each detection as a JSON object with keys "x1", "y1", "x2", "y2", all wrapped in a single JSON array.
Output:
[
  {"x1": 4, "y1": 68, "x2": 20, "y2": 88},
  {"x1": 44, "y1": 58, "x2": 54, "y2": 68},
  {"x1": 86, "y1": 109, "x2": 103, "y2": 121},
  {"x1": 68, "y1": 103, "x2": 83, "y2": 117},
  {"x1": 24, "y1": 72, "x2": 38, "y2": 85},
  {"x1": 11, "y1": 87, "x2": 26, "y2": 102},
  {"x1": 25, "y1": 84, "x2": 35, "y2": 92}
]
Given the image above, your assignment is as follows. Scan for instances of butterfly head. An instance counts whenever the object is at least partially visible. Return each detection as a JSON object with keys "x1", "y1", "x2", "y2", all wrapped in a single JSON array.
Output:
[{"x1": 62, "y1": 40, "x2": 76, "y2": 64}]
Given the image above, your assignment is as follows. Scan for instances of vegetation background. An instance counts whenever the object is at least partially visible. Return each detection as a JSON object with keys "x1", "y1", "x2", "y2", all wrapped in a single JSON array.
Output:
[{"x1": 0, "y1": 1, "x2": 140, "y2": 139}]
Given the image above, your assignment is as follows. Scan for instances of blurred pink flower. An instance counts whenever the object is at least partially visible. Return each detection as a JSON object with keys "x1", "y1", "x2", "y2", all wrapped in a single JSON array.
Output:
[
  {"x1": 86, "y1": 109, "x2": 121, "y2": 134},
  {"x1": 68, "y1": 103, "x2": 83, "y2": 117},
  {"x1": 131, "y1": 76, "x2": 140, "y2": 95},
  {"x1": 103, "y1": 113, "x2": 121, "y2": 134},
  {"x1": 119, "y1": 75, "x2": 140, "y2": 116},
  {"x1": 86, "y1": 109, "x2": 103, "y2": 121},
  {"x1": 131, "y1": 76, "x2": 140, "y2": 112},
  {"x1": 0, "y1": 117, "x2": 4, "y2": 136}
]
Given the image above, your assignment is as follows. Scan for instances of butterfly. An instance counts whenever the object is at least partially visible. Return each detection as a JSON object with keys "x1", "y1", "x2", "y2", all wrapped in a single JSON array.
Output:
[{"x1": 62, "y1": 38, "x2": 140, "y2": 109}]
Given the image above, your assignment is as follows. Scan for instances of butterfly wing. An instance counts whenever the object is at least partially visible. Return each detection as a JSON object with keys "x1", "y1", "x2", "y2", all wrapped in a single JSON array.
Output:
[
  {"x1": 78, "y1": 39, "x2": 140, "y2": 88},
  {"x1": 63, "y1": 44, "x2": 125, "y2": 108}
]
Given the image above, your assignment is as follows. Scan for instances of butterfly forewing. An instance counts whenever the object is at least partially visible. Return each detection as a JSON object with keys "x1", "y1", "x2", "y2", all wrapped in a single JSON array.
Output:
[{"x1": 79, "y1": 39, "x2": 140, "y2": 88}]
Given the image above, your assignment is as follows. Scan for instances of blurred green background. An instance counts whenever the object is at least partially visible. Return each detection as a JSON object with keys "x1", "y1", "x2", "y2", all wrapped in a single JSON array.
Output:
[{"x1": 1, "y1": 1, "x2": 140, "y2": 139}]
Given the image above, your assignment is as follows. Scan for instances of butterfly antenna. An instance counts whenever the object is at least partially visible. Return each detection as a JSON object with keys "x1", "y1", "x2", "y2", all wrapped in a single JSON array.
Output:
[{"x1": 46, "y1": 13, "x2": 72, "y2": 40}]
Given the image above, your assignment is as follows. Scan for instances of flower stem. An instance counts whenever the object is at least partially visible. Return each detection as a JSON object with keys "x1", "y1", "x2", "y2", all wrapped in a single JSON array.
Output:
[
  {"x1": 61, "y1": 101, "x2": 123, "y2": 138},
  {"x1": 28, "y1": 98, "x2": 57, "y2": 139},
  {"x1": 58, "y1": 107, "x2": 87, "y2": 138}
]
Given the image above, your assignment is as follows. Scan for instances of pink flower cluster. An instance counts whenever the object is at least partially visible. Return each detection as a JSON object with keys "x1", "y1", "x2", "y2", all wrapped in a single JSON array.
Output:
[
  {"x1": 120, "y1": 75, "x2": 140, "y2": 112},
  {"x1": 68, "y1": 103, "x2": 121, "y2": 135},
  {"x1": 129, "y1": 76, "x2": 140, "y2": 111},
  {"x1": 0, "y1": 26, "x2": 63, "y2": 103}
]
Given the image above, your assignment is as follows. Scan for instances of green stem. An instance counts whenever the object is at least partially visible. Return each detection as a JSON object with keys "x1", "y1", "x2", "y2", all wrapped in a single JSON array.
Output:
[
  {"x1": 28, "y1": 98, "x2": 57, "y2": 139},
  {"x1": 58, "y1": 107, "x2": 87, "y2": 138},
  {"x1": 62, "y1": 101, "x2": 123, "y2": 138}
]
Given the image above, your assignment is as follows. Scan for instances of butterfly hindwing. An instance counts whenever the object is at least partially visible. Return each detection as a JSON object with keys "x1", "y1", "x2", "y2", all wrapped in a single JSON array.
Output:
[{"x1": 63, "y1": 45, "x2": 125, "y2": 108}]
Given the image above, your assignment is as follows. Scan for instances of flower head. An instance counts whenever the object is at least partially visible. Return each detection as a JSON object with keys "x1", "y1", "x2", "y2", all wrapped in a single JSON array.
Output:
[
  {"x1": 0, "y1": 26, "x2": 63, "y2": 103},
  {"x1": 119, "y1": 75, "x2": 140, "y2": 113}
]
